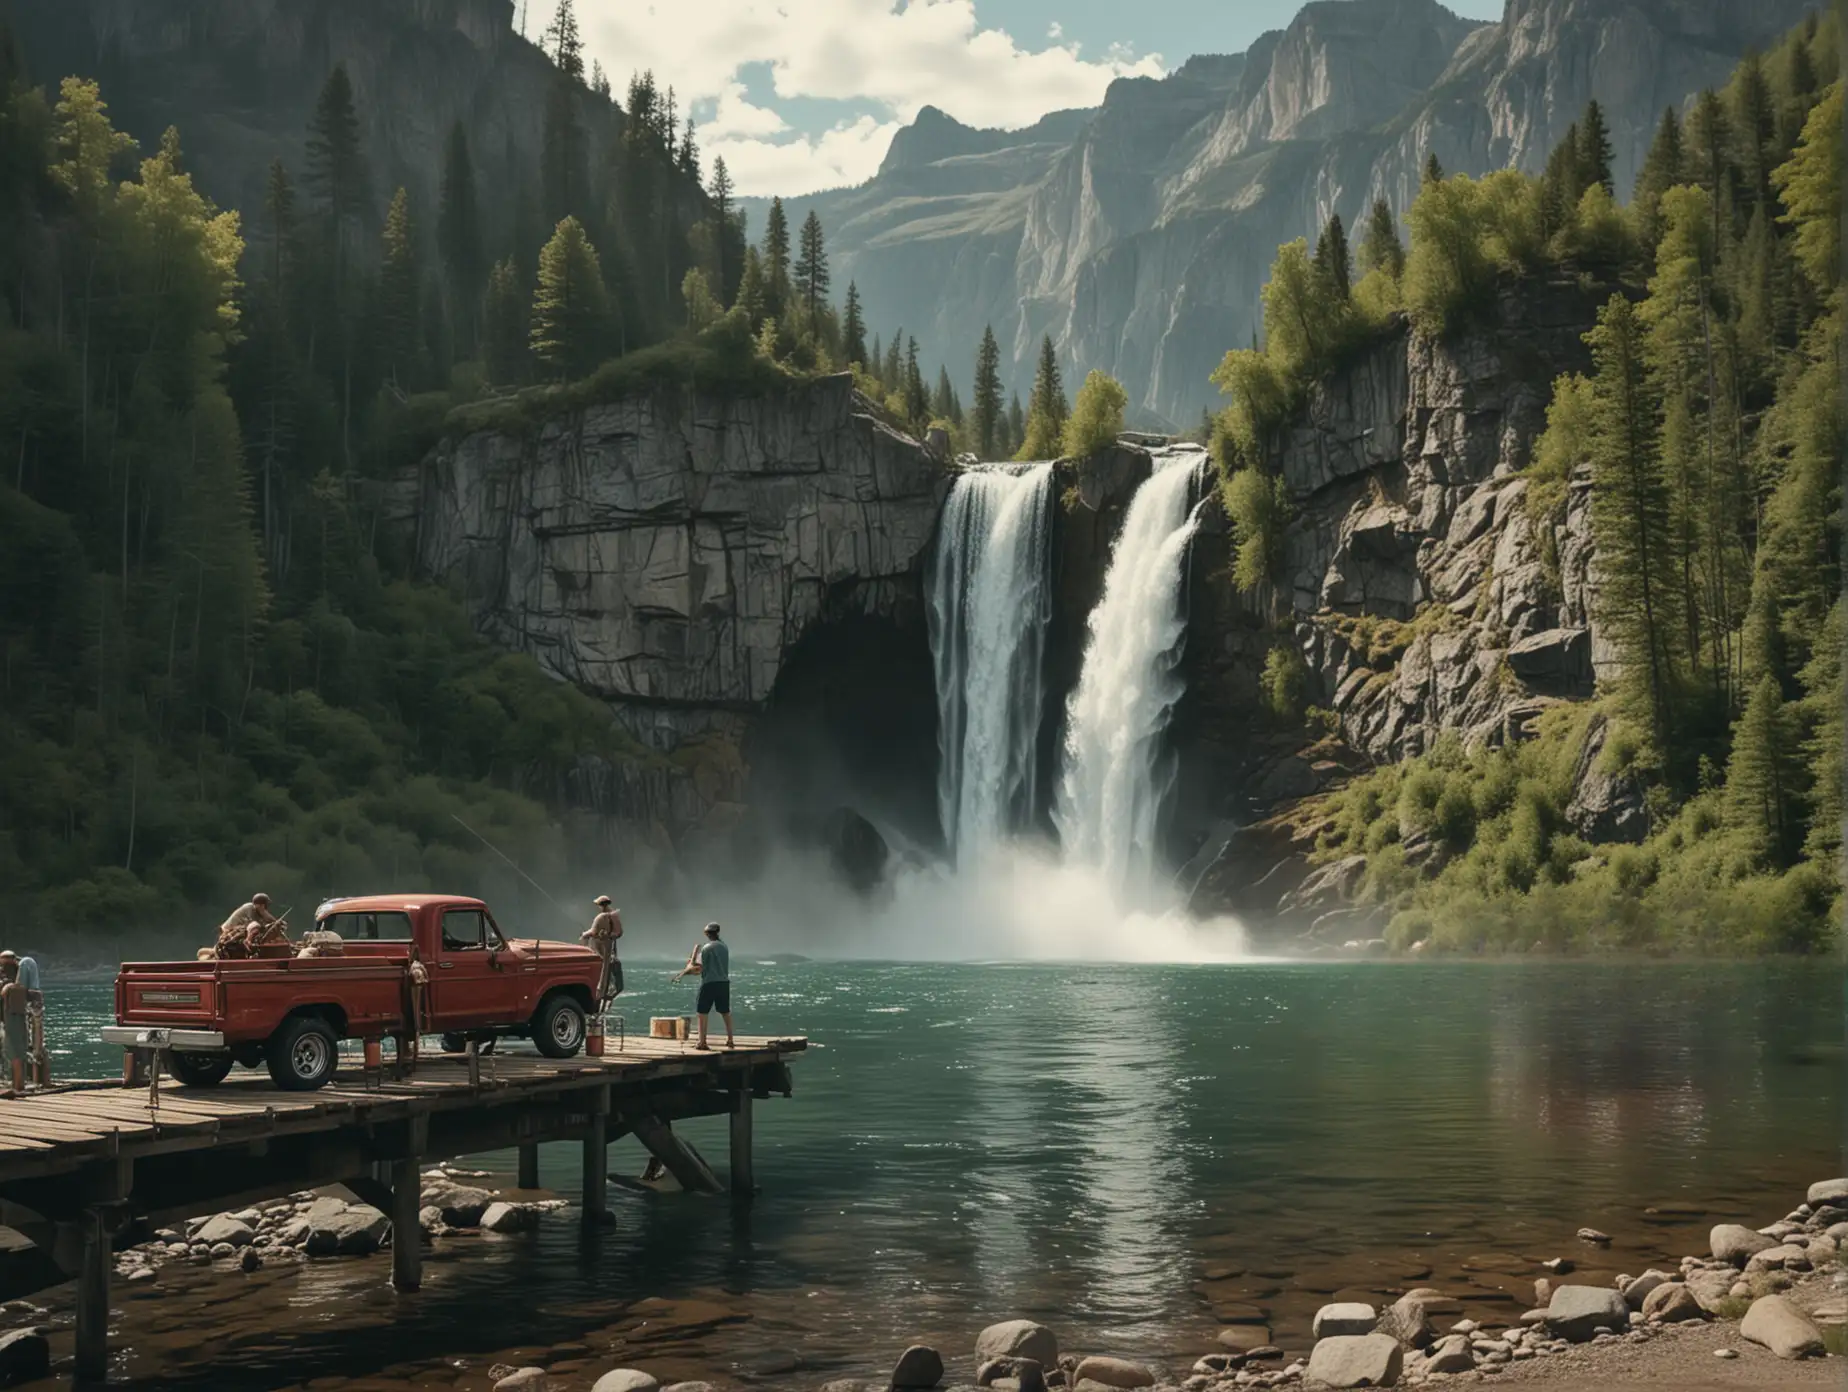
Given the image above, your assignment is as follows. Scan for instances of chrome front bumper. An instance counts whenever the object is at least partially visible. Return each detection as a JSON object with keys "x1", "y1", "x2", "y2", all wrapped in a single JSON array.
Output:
[{"x1": 101, "y1": 1025, "x2": 227, "y2": 1051}]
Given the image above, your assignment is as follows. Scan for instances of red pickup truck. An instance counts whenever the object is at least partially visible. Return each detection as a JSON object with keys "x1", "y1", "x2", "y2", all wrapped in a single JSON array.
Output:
[{"x1": 102, "y1": 894, "x2": 605, "y2": 1091}]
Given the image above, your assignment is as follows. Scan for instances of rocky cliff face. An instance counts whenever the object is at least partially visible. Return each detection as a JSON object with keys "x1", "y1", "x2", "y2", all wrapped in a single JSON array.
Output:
[
  {"x1": 403, "y1": 376, "x2": 948, "y2": 860},
  {"x1": 10, "y1": 0, "x2": 614, "y2": 247},
  {"x1": 759, "y1": 0, "x2": 1812, "y2": 429}
]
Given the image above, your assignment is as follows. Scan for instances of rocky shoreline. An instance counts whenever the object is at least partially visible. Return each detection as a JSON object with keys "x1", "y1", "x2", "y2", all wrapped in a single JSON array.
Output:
[{"x1": 1, "y1": 1174, "x2": 1842, "y2": 1390}]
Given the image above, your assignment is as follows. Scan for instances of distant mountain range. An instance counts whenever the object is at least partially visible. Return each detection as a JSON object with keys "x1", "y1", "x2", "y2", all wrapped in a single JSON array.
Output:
[{"x1": 744, "y1": 0, "x2": 1818, "y2": 432}]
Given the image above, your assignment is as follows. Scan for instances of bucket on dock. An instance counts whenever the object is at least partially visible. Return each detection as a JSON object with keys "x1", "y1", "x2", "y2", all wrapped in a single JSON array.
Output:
[{"x1": 587, "y1": 1015, "x2": 605, "y2": 1056}]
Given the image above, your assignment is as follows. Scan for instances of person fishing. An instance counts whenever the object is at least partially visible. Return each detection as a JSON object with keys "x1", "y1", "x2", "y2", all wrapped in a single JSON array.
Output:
[
  {"x1": 215, "y1": 893, "x2": 287, "y2": 959},
  {"x1": 675, "y1": 922, "x2": 733, "y2": 1051},
  {"x1": 580, "y1": 896, "x2": 624, "y2": 1007}
]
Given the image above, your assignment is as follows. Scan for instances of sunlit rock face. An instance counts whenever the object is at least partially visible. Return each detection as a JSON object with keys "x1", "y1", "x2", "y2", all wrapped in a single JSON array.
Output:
[
  {"x1": 402, "y1": 376, "x2": 948, "y2": 852},
  {"x1": 751, "y1": 0, "x2": 1809, "y2": 429}
]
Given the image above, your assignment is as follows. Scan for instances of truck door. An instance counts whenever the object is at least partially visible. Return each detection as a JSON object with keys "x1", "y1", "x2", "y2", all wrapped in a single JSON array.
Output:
[{"x1": 430, "y1": 907, "x2": 505, "y2": 1028}]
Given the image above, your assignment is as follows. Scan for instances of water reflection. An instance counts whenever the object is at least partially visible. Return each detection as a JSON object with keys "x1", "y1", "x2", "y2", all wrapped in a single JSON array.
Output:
[{"x1": 14, "y1": 960, "x2": 1842, "y2": 1389}]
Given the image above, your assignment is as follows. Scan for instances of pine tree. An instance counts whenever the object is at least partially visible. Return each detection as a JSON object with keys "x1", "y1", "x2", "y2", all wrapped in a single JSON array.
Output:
[
  {"x1": 1018, "y1": 334, "x2": 1068, "y2": 459},
  {"x1": 932, "y1": 365, "x2": 955, "y2": 422},
  {"x1": 707, "y1": 156, "x2": 734, "y2": 296},
  {"x1": 883, "y1": 329, "x2": 903, "y2": 388},
  {"x1": 437, "y1": 122, "x2": 484, "y2": 354},
  {"x1": 793, "y1": 209, "x2": 829, "y2": 322},
  {"x1": 1726, "y1": 673, "x2": 1805, "y2": 863},
  {"x1": 1421, "y1": 151, "x2": 1443, "y2": 187},
  {"x1": 1356, "y1": 197, "x2": 1404, "y2": 279},
  {"x1": 1540, "y1": 123, "x2": 1583, "y2": 240},
  {"x1": 530, "y1": 215, "x2": 607, "y2": 378},
  {"x1": 971, "y1": 324, "x2": 1003, "y2": 457},
  {"x1": 1578, "y1": 99, "x2": 1614, "y2": 194},
  {"x1": 1586, "y1": 294, "x2": 1681, "y2": 757},
  {"x1": 590, "y1": 60, "x2": 610, "y2": 100},
  {"x1": 762, "y1": 197, "x2": 791, "y2": 316},
  {"x1": 1006, "y1": 391, "x2": 1026, "y2": 455},
  {"x1": 1632, "y1": 108, "x2": 1687, "y2": 252},
  {"x1": 1687, "y1": 91, "x2": 1736, "y2": 248},
  {"x1": 483, "y1": 257, "x2": 528, "y2": 384},
  {"x1": 842, "y1": 281, "x2": 867, "y2": 367},
  {"x1": 542, "y1": 0, "x2": 585, "y2": 81},
  {"x1": 378, "y1": 187, "x2": 421, "y2": 385},
  {"x1": 904, "y1": 336, "x2": 927, "y2": 421},
  {"x1": 735, "y1": 245, "x2": 766, "y2": 324},
  {"x1": 305, "y1": 64, "x2": 368, "y2": 240},
  {"x1": 1313, "y1": 212, "x2": 1351, "y2": 299},
  {"x1": 1730, "y1": 49, "x2": 1778, "y2": 210},
  {"x1": 868, "y1": 334, "x2": 884, "y2": 387},
  {"x1": 678, "y1": 116, "x2": 699, "y2": 183}
]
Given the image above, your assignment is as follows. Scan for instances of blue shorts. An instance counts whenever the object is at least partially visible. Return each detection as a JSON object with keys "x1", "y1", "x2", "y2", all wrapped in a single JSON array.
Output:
[{"x1": 696, "y1": 981, "x2": 731, "y2": 1015}]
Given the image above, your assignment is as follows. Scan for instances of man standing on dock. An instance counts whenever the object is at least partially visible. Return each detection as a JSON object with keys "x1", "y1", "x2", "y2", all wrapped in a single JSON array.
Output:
[
  {"x1": 581, "y1": 896, "x2": 623, "y2": 1007},
  {"x1": 684, "y1": 922, "x2": 733, "y2": 1051},
  {"x1": 0, "y1": 952, "x2": 47, "y2": 1087},
  {"x1": 0, "y1": 957, "x2": 27, "y2": 1095}
]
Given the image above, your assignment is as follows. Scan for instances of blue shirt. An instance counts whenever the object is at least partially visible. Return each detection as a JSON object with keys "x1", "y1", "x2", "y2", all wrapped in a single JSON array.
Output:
[
  {"x1": 14, "y1": 958, "x2": 37, "y2": 991},
  {"x1": 697, "y1": 939, "x2": 730, "y2": 984}
]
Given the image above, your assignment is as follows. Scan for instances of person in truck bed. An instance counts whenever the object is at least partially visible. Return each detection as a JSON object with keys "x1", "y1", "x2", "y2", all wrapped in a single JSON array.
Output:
[{"x1": 215, "y1": 893, "x2": 285, "y2": 959}]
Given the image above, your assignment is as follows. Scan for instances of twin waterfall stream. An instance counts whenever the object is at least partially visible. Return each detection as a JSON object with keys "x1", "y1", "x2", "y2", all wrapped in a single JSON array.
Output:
[{"x1": 926, "y1": 447, "x2": 1208, "y2": 910}]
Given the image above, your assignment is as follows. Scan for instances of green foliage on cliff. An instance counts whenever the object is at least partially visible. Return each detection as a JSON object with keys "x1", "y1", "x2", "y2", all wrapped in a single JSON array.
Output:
[
  {"x1": 1061, "y1": 370, "x2": 1127, "y2": 458},
  {"x1": 1240, "y1": 13, "x2": 1843, "y2": 950},
  {"x1": 0, "y1": 62, "x2": 663, "y2": 938}
]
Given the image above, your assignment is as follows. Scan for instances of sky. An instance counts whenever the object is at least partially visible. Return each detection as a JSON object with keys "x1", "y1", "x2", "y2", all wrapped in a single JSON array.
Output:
[{"x1": 561, "y1": 0, "x2": 1506, "y2": 198}]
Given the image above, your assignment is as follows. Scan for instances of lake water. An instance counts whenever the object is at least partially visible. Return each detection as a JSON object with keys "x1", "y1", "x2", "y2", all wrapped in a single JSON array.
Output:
[{"x1": 15, "y1": 959, "x2": 1844, "y2": 1388}]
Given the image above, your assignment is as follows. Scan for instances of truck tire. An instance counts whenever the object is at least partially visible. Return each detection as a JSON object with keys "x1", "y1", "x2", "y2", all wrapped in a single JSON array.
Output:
[
  {"x1": 265, "y1": 1016, "x2": 339, "y2": 1090},
  {"x1": 532, "y1": 993, "x2": 587, "y2": 1059},
  {"x1": 168, "y1": 1051, "x2": 234, "y2": 1087}
]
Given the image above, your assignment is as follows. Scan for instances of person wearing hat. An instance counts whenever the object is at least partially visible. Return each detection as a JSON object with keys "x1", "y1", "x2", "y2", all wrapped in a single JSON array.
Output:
[
  {"x1": 215, "y1": 893, "x2": 284, "y2": 960},
  {"x1": 580, "y1": 896, "x2": 623, "y2": 1005},
  {"x1": 0, "y1": 952, "x2": 46, "y2": 1087},
  {"x1": 680, "y1": 922, "x2": 732, "y2": 1051}
]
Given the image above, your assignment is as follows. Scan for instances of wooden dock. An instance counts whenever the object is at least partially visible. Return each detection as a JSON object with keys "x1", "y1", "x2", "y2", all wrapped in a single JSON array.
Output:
[{"x1": 0, "y1": 1034, "x2": 804, "y2": 1383}]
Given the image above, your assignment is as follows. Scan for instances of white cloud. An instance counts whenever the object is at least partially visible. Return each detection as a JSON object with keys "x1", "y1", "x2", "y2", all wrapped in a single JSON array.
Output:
[{"x1": 576, "y1": 0, "x2": 1163, "y2": 195}]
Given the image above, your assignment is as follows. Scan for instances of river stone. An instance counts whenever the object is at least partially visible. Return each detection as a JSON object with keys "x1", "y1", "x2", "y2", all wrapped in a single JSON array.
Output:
[
  {"x1": 1746, "y1": 1243, "x2": 1808, "y2": 1272},
  {"x1": 662, "y1": 1383, "x2": 717, "y2": 1392},
  {"x1": 238, "y1": 1247, "x2": 262, "y2": 1272},
  {"x1": 589, "y1": 1373, "x2": 660, "y2": 1392},
  {"x1": 433, "y1": 1184, "x2": 496, "y2": 1227},
  {"x1": 1807, "y1": 1179, "x2": 1848, "y2": 1207},
  {"x1": 0, "y1": 1328, "x2": 51, "y2": 1384},
  {"x1": 974, "y1": 1322, "x2": 1057, "y2": 1370},
  {"x1": 1070, "y1": 1356, "x2": 1155, "y2": 1388},
  {"x1": 1641, "y1": 1282, "x2": 1705, "y2": 1323},
  {"x1": 1544, "y1": 1285, "x2": 1629, "y2": 1342},
  {"x1": 1621, "y1": 1270, "x2": 1670, "y2": 1308},
  {"x1": 892, "y1": 1345, "x2": 945, "y2": 1388},
  {"x1": 1312, "y1": 1304, "x2": 1378, "y2": 1339},
  {"x1": 1216, "y1": 1326, "x2": 1271, "y2": 1352},
  {"x1": 1376, "y1": 1289, "x2": 1457, "y2": 1348},
  {"x1": 492, "y1": 1370, "x2": 547, "y2": 1392},
  {"x1": 1683, "y1": 1267, "x2": 1738, "y2": 1313},
  {"x1": 194, "y1": 1214, "x2": 255, "y2": 1248},
  {"x1": 1711, "y1": 1224, "x2": 1776, "y2": 1265},
  {"x1": 1304, "y1": 1333, "x2": 1401, "y2": 1388},
  {"x1": 307, "y1": 1204, "x2": 389, "y2": 1256},
  {"x1": 481, "y1": 1202, "x2": 536, "y2": 1233},
  {"x1": 1740, "y1": 1294, "x2": 1824, "y2": 1359},
  {"x1": 975, "y1": 1358, "x2": 1044, "y2": 1391},
  {"x1": 1423, "y1": 1334, "x2": 1474, "y2": 1374}
]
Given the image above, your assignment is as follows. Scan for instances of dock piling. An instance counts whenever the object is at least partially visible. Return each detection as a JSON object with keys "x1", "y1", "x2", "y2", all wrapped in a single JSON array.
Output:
[
  {"x1": 730, "y1": 1085, "x2": 754, "y2": 1199},
  {"x1": 581, "y1": 1085, "x2": 609, "y2": 1224},
  {"x1": 390, "y1": 1157, "x2": 422, "y2": 1290},
  {"x1": 72, "y1": 1210, "x2": 107, "y2": 1384},
  {"x1": 517, "y1": 1141, "x2": 540, "y2": 1190}
]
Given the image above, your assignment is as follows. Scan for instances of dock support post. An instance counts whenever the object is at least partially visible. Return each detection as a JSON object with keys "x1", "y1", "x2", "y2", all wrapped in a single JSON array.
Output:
[
  {"x1": 582, "y1": 1086, "x2": 609, "y2": 1224},
  {"x1": 74, "y1": 1208, "x2": 108, "y2": 1383},
  {"x1": 518, "y1": 1141, "x2": 540, "y2": 1190},
  {"x1": 729, "y1": 1085, "x2": 754, "y2": 1200},
  {"x1": 390, "y1": 1156, "x2": 422, "y2": 1291}
]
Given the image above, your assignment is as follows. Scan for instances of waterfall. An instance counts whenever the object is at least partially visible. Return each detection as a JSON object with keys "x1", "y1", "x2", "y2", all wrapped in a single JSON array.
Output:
[
  {"x1": 926, "y1": 463, "x2": 1055, "y2": 861},
  {"x1": 1054, "y1": 447, "x2": 1206, "y2": 901}
]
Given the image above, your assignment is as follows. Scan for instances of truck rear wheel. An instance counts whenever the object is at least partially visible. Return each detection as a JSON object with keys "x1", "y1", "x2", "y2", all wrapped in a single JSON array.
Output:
[
  {"x1": 532, "y1": 993, "x2": 587, "y2": 1059},
  {"x1": 265, "y1": 1016, "x2": 339, "y2": 1090},
  {"x1": 169, "y1": 1051, "x2": 233, "y2": 1087}
]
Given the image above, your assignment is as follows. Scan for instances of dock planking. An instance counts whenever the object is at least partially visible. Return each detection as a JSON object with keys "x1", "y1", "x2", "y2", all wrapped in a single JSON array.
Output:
[{"x1": 0, "y1": 1033, "x2": 805, "y2": 1382}]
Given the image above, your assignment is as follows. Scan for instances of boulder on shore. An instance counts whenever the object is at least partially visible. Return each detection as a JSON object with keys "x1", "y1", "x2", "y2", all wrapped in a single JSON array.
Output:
[
  {"x1": 973, "y1": 1321, "x2": 1057, "y2": 1370},
  {"x1": 1739, "y1": 1294, "x2": 1824, "y2": 1359},
  {"x1": 1375, "y1": 1289, "x2": 1457, "y2": 1348},
  {"x1": 589, "y1": 1372, "x2": 659, "y2": 1392},
  {"x1": 1641, "y1": 1282, "x2": 1706, "y2": 1323},
  {"x1": 1422, "y1": 1333, "x2": 1474, "y2": 1374},
  {"x1": 491, "y1": 1371, "x2": 546, "y2": 1392},
  {"x1": 1544, "y1": 1284, "x2": 1629, "y2": 1342},
  {"x1": 1312, "y1": 1303, "x2": 1377, "y2": 1339},
  {"x1": 1304, "y1": 1333, "x2": 1402, "y2": 1388},
  {"x1": 1807, "y1": 1179, "x2": 1848, "y2": 1207},
  {"x1": 0, "y1": 1328, "x2": 52, "y2": 1386},
  {"x1": 1070, "y1": 1355, "x2": 1155, "y2": 1388},
  {"x1": 890, "y1": 1345, "x2": 944, "y2": 1389},
  {"x1": 193, "y1": 1215, "x2": 254, "y2": 1248},
  {"x1": 1711, "y1": 1224, "x2": 1776, "y2": 1265}
]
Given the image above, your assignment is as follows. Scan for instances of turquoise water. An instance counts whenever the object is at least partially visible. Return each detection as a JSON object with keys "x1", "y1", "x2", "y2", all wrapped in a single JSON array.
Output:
[{"x1": 20, "y1": 959, "x2": 1845, "y2": 1387}]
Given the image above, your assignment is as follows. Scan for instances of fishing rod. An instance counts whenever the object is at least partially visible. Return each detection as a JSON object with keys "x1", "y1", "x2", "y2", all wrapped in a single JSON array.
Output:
[{"x1": 448, "y1": 813, "x2": 583, "y2": 938}]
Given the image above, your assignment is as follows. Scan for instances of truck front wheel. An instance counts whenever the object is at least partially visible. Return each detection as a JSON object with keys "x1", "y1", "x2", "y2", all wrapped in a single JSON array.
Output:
[
  {"x1": 266, "y1": 1016, "x2": 339, "y2": 1090},
  {"x1": 532, "y1": 993, "x2": 587, "y2": 1059},
  {"x1": 169, "y1": 1051, "x2": 233, "y2": 1087}
]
